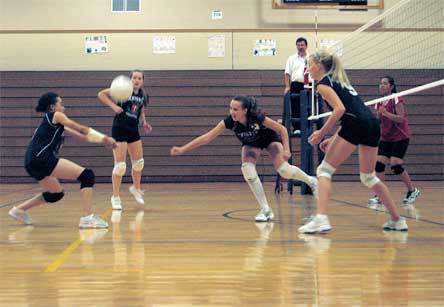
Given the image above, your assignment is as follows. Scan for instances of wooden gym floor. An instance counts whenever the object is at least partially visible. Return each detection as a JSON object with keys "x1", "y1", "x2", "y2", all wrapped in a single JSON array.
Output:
[{"x1": 0, "y1": 181, "x2": 443, "y2": 306}]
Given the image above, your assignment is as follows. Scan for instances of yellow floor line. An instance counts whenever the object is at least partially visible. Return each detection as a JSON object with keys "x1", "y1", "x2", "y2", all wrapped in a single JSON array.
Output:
[{"x1": 44, "y1": 208, "x2": 112, "y2": 273}]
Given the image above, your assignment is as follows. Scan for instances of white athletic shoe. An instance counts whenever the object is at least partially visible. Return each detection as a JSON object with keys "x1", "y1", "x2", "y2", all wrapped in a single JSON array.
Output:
[
  {"x1": 79, "y1": 214, "x2": 109, "y2": 229},
  {"x1": 8, "y1": 206, "x2": 33, "y2": 225},
  {"x1": 367, "y1": 196, "x2": 385, "y2": 211},
  {"x1": 309, "y1": 176, "x2": 318, "y2": 197},
  {"x1": 111, "y1": 195, "x2": 122, "y2": 210},
  {"x1": 129, "y1": 185, "x2": 144, "y2": 205},
  {"x1": 255, "y1": 208, "x2": 274, "y2": 222},
  {"x1": 368, "y1": 195, "x2": 381, "y2": 205},
  {"x1": 383, "y1": 217, "x2": 408, "y2": 231},
  {"x1": 403, "y1": 188, "x2": 420, "y2": 205},
  {"x1": 298, "y1": 214, "x2": 331, "y2": 234}
]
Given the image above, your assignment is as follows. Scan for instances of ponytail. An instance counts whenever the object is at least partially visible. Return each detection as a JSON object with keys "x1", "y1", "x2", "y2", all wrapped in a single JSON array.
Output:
[
  {"x1": 36, "y1": 92, "x2": 59, "y2": 112},
  {"x1": 310, "y1": 50, "x2": 351, "y2": 88}
]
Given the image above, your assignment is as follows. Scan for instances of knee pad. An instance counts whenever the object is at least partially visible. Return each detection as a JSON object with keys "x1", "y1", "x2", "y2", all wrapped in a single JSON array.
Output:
[
  {"x1": 375, "y1": 161, "x2": 386, "y2": 173},
  {"x1": 277, "y1": 162, "x2": 292, "y2": 179},
  {"x1": 241, "y1": 162, "x2": 258, "y2": 182},
  {"x1": 42, "y1": 191, "x2": 64, "y2": 203},
  {"x1": 360, "y1": 172, "x2": 380, "y2": 188},
  {"x1": 77, "y1": 168, "x2": 95, "y2": 189},
  {"x1": 316, "y1": 160, "x2": 336, "y2": 179},
  {"x1": 131, "y1": 158, "x2": 144, "y2": 172},
  {"x1": 112, "y1": 162, "x2": 126, "y2": 176},
  {"x1": 391, "y1": 164, "x2": 404, "y2": 175}
]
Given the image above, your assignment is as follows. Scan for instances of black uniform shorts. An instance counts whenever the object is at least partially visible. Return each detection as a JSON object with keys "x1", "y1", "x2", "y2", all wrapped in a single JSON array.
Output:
[
  {"x1": 338, "y1": 117, "x2": 380, "y2": 147},
  {"x1": 243, "y1": 130, "x2": 282, "y2": 149},
  {"x1": 378, "y1": 139, "x2": 410, "y2": 159},
  {"x1": 112, "y1": 125, "x2": 141, "y2": 143},
  {"x1": 25, "y1": 153, "x2": 59, "y2": 181}
]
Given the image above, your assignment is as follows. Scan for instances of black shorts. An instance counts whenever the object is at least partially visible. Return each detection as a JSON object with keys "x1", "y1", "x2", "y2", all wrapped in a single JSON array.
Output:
[
  {"x1": 338, "y1": 117, "x2": 380, "y2": 147},
  {"x1": 242, "y1": 130, "x2": 282, "y2": 149},
  {"x1": 378, "y1": 139, "x2": 410, "y2": 159},
  {"x1": 25, "y1": 154, "x2": 59, "y2": 181},
  {"x1": 112, "y1": 125, "x2": 140, "y2": 143}
]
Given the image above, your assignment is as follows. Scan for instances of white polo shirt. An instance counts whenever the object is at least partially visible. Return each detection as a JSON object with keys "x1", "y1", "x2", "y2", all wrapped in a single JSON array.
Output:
[{"x1": 285, "y1": 53, "x2": 308, "y2": 83}]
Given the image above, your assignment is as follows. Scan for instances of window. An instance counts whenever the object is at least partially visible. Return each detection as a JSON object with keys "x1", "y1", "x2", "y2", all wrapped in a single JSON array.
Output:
[{"x1": 112, "y1": 0, "x2": 140, "y2": 12}]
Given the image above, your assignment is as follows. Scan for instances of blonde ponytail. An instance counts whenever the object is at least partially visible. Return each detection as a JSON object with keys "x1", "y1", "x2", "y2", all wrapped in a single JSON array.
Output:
[
  {"x1": 330, "y1": 54, "x2": 350, "y2": 88},
  {"x1": 310, "y1": 50, "x2": 351, "y2": 88}
]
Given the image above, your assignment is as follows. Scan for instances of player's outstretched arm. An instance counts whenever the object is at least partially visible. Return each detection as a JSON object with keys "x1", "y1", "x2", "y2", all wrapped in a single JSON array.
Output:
[
  {"x1": 170, "y1": 120, "x2": 226, "y2": 156},
  {"x1": 53, "y1": 112, "x2": 116, "y2": 148}
]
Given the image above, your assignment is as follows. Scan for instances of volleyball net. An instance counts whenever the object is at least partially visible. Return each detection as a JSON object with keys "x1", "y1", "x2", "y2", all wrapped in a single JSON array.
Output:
[{"x1": 309, "y1": 0, "x2": 444, "y2": 120}]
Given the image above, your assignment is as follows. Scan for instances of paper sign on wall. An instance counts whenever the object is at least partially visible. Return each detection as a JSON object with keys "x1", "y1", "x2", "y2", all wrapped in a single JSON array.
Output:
[
  {"x1": 253, "y1": 39, "x2": 276, "y2": 57},
  {"x1": 208, "y1": 34, "x2": 225, "y2": 58},
  {"x1": 153, "y1": 36, "x2": 176, "y2": 54},
  {"x1": 85, "y1": 35, "x2": 108, "y2": 54}
]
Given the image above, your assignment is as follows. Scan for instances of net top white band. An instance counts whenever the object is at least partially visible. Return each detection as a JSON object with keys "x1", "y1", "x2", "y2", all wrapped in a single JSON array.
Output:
[{"x1": 308, "y1": 79, "x2": 444, "y2": 120}]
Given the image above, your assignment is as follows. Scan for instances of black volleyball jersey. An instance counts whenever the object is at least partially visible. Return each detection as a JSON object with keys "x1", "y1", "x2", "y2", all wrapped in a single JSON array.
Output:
[
  {"x1": 26, "y1": 112, "x2": 64, "y2": 160},
  {"x1": 224, "y1": 113, "x2": 278, "y2": 144},
  {"x1": 319, "y1": 74, "x2": 375, "y2": 123},
  {"x1": 113, "y1": 89, "x2": 148, "y2": 128}
]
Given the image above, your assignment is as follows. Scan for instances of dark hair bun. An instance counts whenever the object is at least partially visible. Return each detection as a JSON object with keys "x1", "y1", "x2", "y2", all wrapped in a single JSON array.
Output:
[{"x1": 36, "y1": 92, "x2": 59, "y2": 112}]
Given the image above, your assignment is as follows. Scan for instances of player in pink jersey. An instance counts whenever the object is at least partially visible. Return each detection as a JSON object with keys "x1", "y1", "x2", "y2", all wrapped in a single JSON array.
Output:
[{"x1": 368, "y1": 76, "x2": 420, "y2": 209}]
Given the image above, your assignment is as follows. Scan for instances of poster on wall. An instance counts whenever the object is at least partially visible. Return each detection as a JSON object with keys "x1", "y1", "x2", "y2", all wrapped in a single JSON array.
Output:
[
  {"x1": 208, "y1": 34, "x2": 225, "y2": 58},
  {"x1": 153, "y1": 35, "x2": 176, "y2": 54},
  {"x1": 320, "y1": 39, "x2": 343, "y2": 56},
  {"x1": 253, "y1": 39, "x2": 277, "y2": 57},
  {"x1": 85, "y1": 35, "x2": 108, "y2": 54}
]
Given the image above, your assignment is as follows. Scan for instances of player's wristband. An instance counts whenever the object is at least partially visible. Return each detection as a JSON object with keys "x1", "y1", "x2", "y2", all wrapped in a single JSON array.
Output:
[{"x1": 86, "y1": 128, "x2": 105, "y2": 143}]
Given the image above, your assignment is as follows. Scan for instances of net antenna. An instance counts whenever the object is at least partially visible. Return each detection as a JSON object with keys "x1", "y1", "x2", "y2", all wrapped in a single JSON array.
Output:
[{"x1": 309, "y1": 0, "x2": 444, "y2": 120}]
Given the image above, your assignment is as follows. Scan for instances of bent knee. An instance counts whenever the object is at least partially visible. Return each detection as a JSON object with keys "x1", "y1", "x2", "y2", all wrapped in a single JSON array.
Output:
[
  {"x1": 77, "y1": 168, "x2": 95, "y2": 189},
  {"x1": 316, "y1": 160, "x2": 336, "y2": 179},
  {"x1": 112, "y1": 162, "x2": 126, "y2": 176},
  {"x1": 241, "y1": 162, "x2": 258, "y2": 182},
  {"x1": 42, "y1": 191, "x2": 64, "y2": 203},
  {"x1": 360, "y1": 172, "x2": 380, "y2": 188}
]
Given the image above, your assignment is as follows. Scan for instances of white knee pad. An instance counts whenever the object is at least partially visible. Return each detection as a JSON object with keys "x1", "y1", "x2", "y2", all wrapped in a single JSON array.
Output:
[
  {"x1": 241, "y1": 162, "x2": 258, "y2": 182},
  {"x1": 316, "y1": 160, "x2": 336, "y2": 179},
  {"x1": 277, "y1": 162, "x2": 292, "y2": 179},
  {"x1": 112, "y1": 162, "x2": 126, "y2": 176},
  {"x1": 360, "y1": 172, "x2": 380, "y2": 188},
  {"x1": 132, "y1": 158, "x2": 144, "y2": 172}
]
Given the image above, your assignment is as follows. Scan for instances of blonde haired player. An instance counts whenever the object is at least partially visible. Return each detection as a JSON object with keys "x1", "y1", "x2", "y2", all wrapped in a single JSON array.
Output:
[
  {"x1": 299, "y1": 50, "x2": 408, "y2": 234},
  {"x1": 9, "y1": 92, "x2": 115, "y2": 228}
]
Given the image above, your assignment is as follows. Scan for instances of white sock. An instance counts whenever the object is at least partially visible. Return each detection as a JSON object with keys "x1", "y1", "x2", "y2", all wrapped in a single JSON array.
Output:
[
  {"x1": 277, "y1": 162, "x2": 313, "y2": 185},
  {"x1": 246, "y1": 177, "x2": 270, "y2": 211}
]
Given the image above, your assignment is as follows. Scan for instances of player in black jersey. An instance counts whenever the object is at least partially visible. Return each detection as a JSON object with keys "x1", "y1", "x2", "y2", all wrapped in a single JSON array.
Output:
[
  {"x1": 298, "y1": 50, "x2": 407, "y2": 234},
  {"x1": 98, "y1": 70, "x2": 152, "y2": 210},
  {"x1": 170, "y1": 96, "x2": 318, "y2": 222},
  {"x1": 8, "y1": 92, "x2": 116, "y2": 228}
]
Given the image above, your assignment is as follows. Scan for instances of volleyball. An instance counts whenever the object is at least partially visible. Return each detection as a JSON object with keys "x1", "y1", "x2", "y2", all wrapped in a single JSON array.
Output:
[{"x1": 110, "y1": 75, "x2": 133, "y2": 102}]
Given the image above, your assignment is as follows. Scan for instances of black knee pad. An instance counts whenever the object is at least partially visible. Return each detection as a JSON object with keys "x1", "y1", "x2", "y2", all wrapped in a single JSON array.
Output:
[
  {"x1": 42, "y1": 191, "x2": 64, "y2": 203},
  {"x1": 375, "y1": 161, "x2": 386, "y2": 173},
  {"x1": 77, "y1": 168, "x2": 95, "y2": 189},
  {"x1": 391, "y1": 164, "x2": 404, "y2": 175}
]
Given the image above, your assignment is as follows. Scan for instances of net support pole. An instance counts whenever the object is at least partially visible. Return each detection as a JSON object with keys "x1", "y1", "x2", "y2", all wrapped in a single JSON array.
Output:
[{"x1": 300, "y1": 90, "x2": 314, "y2": 195}]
